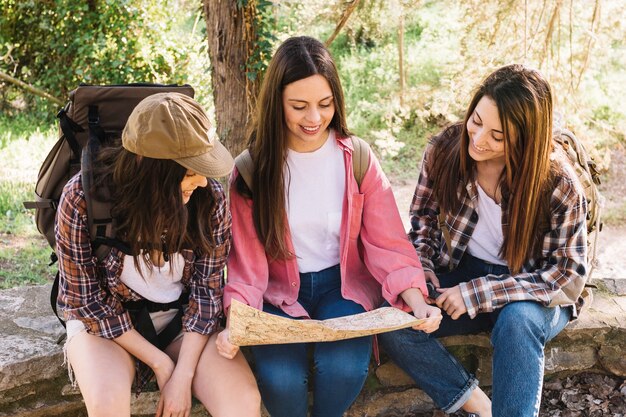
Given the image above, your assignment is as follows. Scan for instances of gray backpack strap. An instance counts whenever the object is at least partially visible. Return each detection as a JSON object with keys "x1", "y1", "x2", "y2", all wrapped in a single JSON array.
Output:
[
  {"x1": 234, "y1": 149, "x2": 254, "y2": 189},
  {"x1": 350, "y1": 136, "x2": 370, "y2": 188},
  {"x1": 235, "y1": 139, "x2": 369, "y2": 191}
]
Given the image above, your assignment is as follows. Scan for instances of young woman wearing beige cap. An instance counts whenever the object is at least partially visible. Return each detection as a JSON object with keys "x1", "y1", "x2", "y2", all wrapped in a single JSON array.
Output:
[{"x1": 55, "y1": 93, "x2": 260, "y2": 417}]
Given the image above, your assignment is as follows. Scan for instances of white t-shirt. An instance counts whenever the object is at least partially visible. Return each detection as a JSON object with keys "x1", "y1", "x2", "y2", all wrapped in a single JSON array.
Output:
[
  {"x1": 119, "y1": 253, "x2": 185, "y2": 303},
  {"x1": 285, "y1": 131, "x2": 346, "y2": 273},
  {"x1": 467, "y1": 183, "x2": 507, "y2": 265}
]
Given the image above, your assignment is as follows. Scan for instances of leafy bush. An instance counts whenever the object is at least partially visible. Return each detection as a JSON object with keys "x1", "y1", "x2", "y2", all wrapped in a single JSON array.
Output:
[{"x1": 0, "y1": 0, "x2": 209, "y2": 119}]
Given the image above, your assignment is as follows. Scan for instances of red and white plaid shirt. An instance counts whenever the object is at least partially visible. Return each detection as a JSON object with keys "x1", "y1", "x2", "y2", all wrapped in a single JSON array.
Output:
[{"x1": 409, "y1": 142, "x2": 588, "y2": 318}]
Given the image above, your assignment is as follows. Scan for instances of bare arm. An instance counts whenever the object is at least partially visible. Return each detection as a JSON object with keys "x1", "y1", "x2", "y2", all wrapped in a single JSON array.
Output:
[
  {"x1": 157, "y1": 332, "x2": 209, "y2": 417},
  {"x1": 113, "y1": 329, "x2": 174, "y2": 388}
]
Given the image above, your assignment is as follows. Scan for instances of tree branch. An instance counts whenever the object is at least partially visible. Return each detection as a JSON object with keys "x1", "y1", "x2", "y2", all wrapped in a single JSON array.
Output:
[
  {"x1": 325, "y1": 0, "x2": 362, "y2": 47},
  {"x1": 0, "y1": 71, "x2": 64, "y2": 106}
]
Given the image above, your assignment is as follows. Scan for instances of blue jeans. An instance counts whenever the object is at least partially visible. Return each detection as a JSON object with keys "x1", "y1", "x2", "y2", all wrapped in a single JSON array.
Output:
[
  {"x1": 251, "y1": 265, "x2": 372, "y2": 417},
  {"x1": 379, "y1": 253, "x2": 571, "y2": 417}
]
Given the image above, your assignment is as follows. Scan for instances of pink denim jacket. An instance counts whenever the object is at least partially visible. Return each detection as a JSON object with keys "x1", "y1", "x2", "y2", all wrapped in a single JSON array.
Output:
[{"x1": 224, "y1": 134, "x2": 428, "y2": 318}]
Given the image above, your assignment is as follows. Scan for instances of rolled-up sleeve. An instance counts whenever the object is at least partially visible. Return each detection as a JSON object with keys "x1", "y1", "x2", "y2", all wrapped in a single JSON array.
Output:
[{"x1": 183, "y1": 180, "x2": 230, "y2": 335}]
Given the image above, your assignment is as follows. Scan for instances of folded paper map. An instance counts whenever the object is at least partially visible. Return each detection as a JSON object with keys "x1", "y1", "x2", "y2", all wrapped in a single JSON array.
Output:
[{"x1": 228, "y1": 299, "x2": 424, "y2": 346}]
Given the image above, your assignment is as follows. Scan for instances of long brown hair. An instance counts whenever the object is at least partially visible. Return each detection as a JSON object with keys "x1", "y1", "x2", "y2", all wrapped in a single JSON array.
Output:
[
  {"x1": 428, "y1": 64, "x2": 554, "y2": 273},
  {"x1": 240, "y1": 36, "x2": 351, "y2": 259},
  {"x1": 91, "y1": 141, "x2": 218, "y2": 271}
]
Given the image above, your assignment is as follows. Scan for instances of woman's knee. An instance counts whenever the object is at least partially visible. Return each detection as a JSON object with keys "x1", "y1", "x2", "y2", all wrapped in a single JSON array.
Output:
[
  {"x1": 252, "y1": 344, "x2": 308, "y2": 393},
  {"x1": 256, "y1": 361, "x2": 308, "y2": 394},
  {"x1": 492, "y1": 302, "x2": 550, "y2": 344},
  {"x1": 76, "y1": 369, "x2": 132, "y2": 417},
  {"x1": 208, "y1": 385, "x2": 262, "y2": 417},
  {"x1": 315, "y1": 337, "x2": 371, "y2": 381},
  {"x1": 83, "y1": 394, "x2": 131, "y2": 417},
  {"x1": 233, "y1": 387, "x2": 262, "y2": 416},
  {"x1": 378, "y1": 327, "x2": 430, "y2": 355}
]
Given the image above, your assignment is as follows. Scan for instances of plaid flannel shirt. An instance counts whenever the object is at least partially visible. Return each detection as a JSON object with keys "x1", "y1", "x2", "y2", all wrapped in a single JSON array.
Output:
[
  {"x1": 55, "y1": 173, "x2": 231, "y2": 391},
  {"x1": 409, "y1": 142, "x2": 588, "y2": 319}
]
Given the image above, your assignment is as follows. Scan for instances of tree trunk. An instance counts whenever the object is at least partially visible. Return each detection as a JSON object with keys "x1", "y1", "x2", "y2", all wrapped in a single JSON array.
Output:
[
  {"x1": 398, "y1": 8, "x2": 405, "y2": 106},
  {"x1": 202, "y1": 0, "x2": 259, "y2": 158}
]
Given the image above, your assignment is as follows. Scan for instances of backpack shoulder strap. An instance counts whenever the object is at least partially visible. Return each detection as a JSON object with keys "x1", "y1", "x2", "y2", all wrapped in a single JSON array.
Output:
[
  {"x1": 234, "y1": 149, "x2": 254, "y2": 189},
  {"x1": 81, "y1": 144, "x2": 131, "y2": 261},
  {"x1": 350, "y1": 136, "x2": 370, "y2": 188},
  {"x1": 234, "y1": 138, "x2": 370, "y2": 190}
]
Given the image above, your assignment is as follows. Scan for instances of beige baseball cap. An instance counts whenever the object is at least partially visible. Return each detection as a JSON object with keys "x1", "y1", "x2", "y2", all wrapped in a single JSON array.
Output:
[{"x1": 122, "y1": 92, "x2": 234, "y2": 178}]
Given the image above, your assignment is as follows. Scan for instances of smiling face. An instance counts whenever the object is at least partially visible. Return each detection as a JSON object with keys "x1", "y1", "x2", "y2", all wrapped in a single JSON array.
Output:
[
  {"x1": 180, "y1": 170, "x2": 208, "y2": 204},
  {"x1": 466, "y1": 96, "x2": 506, "y2": 166},
  {"x1": 282, "y1": 74, "x2": 335, "y2": 153}
]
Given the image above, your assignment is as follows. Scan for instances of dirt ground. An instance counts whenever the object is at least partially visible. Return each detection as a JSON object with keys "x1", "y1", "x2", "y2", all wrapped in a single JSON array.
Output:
[{"x1": 414, "y1": 372, "x2": 626, "y2": 417}]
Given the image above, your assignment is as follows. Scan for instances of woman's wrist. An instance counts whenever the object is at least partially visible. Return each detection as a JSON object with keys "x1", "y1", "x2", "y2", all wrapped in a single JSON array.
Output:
[
  {"x1": 150, "y1": 350, "x2": 173, "y2": 372},
  {"x1": 171, "y1": 366, "x2": 195, "y2": 383},
  {"x1": 400, "y1": 287, "x2": 427, "y2": 311}
]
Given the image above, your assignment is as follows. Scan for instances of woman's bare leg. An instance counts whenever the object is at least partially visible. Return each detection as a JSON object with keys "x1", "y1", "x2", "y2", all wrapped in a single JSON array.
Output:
[
  {"x1": 66, "y1": 331, "x2": 135, "y2": 417},
  {"x1": 166, "y1": 333, "x2": 261, "y2": 417}
]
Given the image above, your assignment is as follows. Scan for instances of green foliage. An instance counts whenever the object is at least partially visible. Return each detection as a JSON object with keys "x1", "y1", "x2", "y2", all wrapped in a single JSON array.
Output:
[
  {"x1": 0, "y1": 117, "x2": 57, "y2": 287},
  {"x1": 276, "y1": 0, "x2": 625, "y2": 179},
  {"x1": 0, "y1": 116, "x2": 56, "y2": 234},
  {"x1": 1, "y1": 1, "x2": 626, "y2": 289},
  {"x1": 0, "y1": 235, "x2": 54, "y2": 289},
  {"x1": 0, "y1": 180, "x2": 32, "y2": 233},
  {"x1": 246, "y1": 0, "x2": 278, "y2": 83},
  {"x1": 0, "y1": 0, "x2": 209, "y2": 119},
  {"x1": 0, "y1": 113, "x2": 52, "y2": 148}
]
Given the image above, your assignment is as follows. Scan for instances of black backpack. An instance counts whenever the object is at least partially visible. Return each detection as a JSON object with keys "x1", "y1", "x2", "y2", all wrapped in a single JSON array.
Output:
[{"x1": 24, "y1": 84, "x2": 194, "y2": 345}]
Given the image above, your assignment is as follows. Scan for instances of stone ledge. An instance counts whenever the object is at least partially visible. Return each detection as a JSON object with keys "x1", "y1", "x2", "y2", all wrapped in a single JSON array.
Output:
[{"x1": 0, "y1": 285, "x2": 624, "y2": 417}]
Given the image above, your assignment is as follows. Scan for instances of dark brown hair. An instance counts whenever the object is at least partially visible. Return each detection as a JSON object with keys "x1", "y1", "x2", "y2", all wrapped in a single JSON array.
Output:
[
  {"x1": 428, "y1": 64, "x2": 554, "y2": 273},
  {"x1": 240, "y1": 36, "x2": 351, "y2": 259},
  {"x1": 92, "y1": 141, "x2": 217, "y2": 271}
]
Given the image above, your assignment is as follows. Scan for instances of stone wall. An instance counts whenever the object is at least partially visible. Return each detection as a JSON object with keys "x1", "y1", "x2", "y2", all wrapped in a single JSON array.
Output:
[{"x1": 1, "y1": 285, "x2": 624, "y2": 417}]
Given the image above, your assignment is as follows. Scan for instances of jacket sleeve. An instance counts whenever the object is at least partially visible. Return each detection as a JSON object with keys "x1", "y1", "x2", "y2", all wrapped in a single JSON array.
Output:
[
  {"x1": 459, "y1": 171, "x2": 588, "y2": 318},
  {"x1": 407, "y1": 142, "x2": 443, "y2": 273},
  {"x1": 55, "y1": 175, "x2": 133, "y2": 339},
  {"x1": 183, "y1": 179, "x2": 230, "y2": 335},
  {"x1": 223, "y1": 170, "x2": 269, "y2": 312},
  {"x1": 358, "y1": 148, "x2": 429, "y2": 311}
]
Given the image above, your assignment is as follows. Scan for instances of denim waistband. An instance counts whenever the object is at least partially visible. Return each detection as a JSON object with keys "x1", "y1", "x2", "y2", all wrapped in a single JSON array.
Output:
[
  {"x1": 298, "y1": 263, "x2": 340, "y2": 280},
  {"x1": 460, "y1": 252, "x2": 510, "y2": 276}
]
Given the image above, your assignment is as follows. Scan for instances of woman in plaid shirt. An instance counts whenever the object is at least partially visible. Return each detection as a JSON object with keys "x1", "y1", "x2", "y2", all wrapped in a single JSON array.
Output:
[
  {"x1": 379, "y1": 65, "x2": 588, "y2": 417},
  {"x1": 56, "y1": 93, "x2": 260, "y2": 417}
]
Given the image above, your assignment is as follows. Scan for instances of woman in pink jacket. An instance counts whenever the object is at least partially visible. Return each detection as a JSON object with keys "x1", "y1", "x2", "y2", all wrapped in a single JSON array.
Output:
[{"x1": 215, "y1": 36, "x2": 441, "y2": 417}]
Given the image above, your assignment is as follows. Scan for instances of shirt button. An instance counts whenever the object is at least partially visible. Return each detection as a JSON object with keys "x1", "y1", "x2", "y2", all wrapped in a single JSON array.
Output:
[{"x1": 291, "y1": 282, "x2": 297, "y2": 287}]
